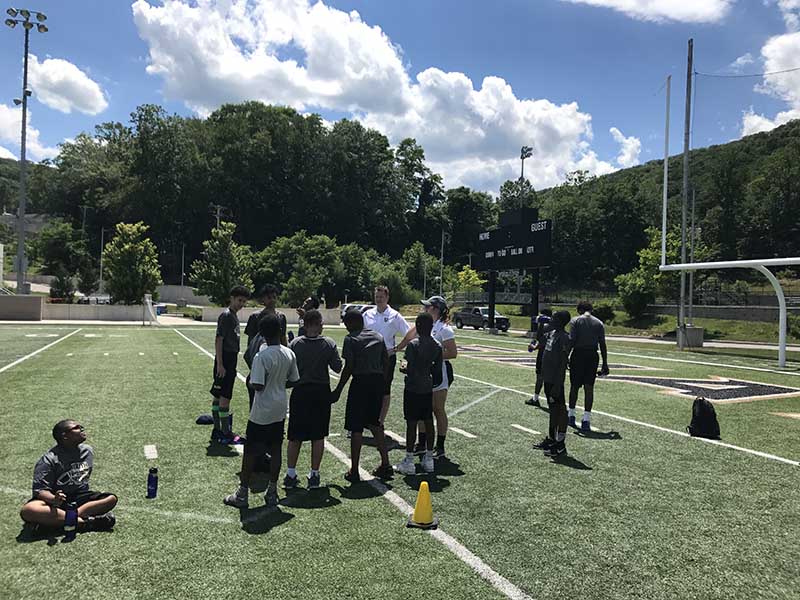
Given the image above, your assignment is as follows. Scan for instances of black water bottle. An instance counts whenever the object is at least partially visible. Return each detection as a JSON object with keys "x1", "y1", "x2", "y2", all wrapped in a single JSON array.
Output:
[{"x1": 146, "y1": 467, "x2": 158, "y2": 499}]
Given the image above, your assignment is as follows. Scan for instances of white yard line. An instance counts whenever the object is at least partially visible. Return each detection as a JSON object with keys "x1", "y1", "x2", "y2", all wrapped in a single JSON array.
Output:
[
  {"x1": 510, "y1": 424, "x2": 542, "y2": 436},
  {"x1": 175, "y1": 328, "x2": 535, "y2": 600},
  {"x1": 448, "y1": 426, "x2": 477, "y2": 439},
  {"x1": 322, "y1": 441, "x2": 533, "y2": 600},
  {"x1": 448, "y1": 388, "x2": 503, "y2": 417},
  {"x1": 0, "y1": 328, "x2": 82, "y2": 375},
  {"x1": 454, "y1": 372, "x2": 799, "y2": 467},
  {"x1": 384, "y1": 429, "x2": 406, "y2": 444},
  {"x1": 144, "y1": 445, "x2": 158, "y2": 460}
]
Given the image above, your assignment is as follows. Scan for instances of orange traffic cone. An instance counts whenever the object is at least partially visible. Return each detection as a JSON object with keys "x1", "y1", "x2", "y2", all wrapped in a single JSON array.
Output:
[{"x1": 407, "y1": 481, "x2": 438, "y2": 530}]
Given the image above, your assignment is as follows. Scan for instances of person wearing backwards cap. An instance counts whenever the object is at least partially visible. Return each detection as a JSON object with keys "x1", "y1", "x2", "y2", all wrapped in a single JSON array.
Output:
[{"x1": 397, "y1": 295, "x2": 457, "y2": 460}]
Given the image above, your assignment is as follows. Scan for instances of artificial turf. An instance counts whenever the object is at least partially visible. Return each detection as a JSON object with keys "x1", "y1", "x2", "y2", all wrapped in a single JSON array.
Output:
[{"x1": 2, "y1": 324, "x2": 799, "y2": 600}]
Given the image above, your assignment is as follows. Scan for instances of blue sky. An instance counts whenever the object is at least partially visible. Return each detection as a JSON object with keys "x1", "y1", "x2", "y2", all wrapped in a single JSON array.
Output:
[{"x1": 1, "y1": 0, "x2": 799, "y2": 193}]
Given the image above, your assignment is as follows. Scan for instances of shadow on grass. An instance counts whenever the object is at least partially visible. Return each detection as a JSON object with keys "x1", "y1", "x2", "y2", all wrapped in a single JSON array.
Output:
[
  {"x1": 329, "y1": 482, "x2": 384, "y2": 501},
  {"x1": 239, "y1": 507, "x2": 294, "y2": 534},
  {"x1": 16, "y1": 525, "x2": 113, "y2": 546},
  {"x1": 280, "y1": 487, "x2": 342, "y2": 510},
  {"x1": 362, "y1": 435, "x2": 404, "y2": 452},
  {"x1": 619, "y1": 314, "x2": 670, "y2": 330},
  {"x1": 432, "y1": 457, "x2": 465, "y2": 477},
  {"x1": 550, "y1": 453, "x2": 592, "y2": 470},
  {"x1": 205, "y1": 442, "x2": 240, "y2": 458},
  {"x1": 401, "y1": 475, "x2": 451, "y2": 493},
  {"x1": 572, "y1": 429, "x2": 622, "y2": 441}
]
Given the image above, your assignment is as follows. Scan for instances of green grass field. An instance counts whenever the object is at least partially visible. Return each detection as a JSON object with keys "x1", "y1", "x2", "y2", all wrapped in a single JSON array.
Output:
[{"x1": 2, "y1": 324, "x2": 800, "y2": 600}]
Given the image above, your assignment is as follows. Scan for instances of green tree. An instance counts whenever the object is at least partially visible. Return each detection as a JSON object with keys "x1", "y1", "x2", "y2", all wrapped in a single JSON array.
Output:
[
  {"x1": 498, "y1": 178, "x2": 537, "y2": 213},
  {"x1": 283, "y1": 257, "x2": 325, "y2": 306},
  {"x1": 33, "y1": 220, "x2": 89, "y2": 275},
  {"x1": 191, "y1": 222, "x2": 253, "y2": 306},
  {"x1": 102, "y1": 222, "x2": 162, "y2": 305},
  {"x1": 455, "y1": 266, "x2": 486, "y2": 293}
]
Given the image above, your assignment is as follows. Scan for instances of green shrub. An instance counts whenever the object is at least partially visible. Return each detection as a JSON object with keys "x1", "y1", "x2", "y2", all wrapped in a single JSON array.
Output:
[
  {"x1": 615, "y1": 271, "x2": 654, "y2": 319},
  {"x1": 49, "y1": 269, "x2": 75, "y2": 303},
  {"x1": 788, "y1": 314, "x2": 800, "y2": 340},
  {"x1": 593, "y1": 302, "x2": 616, "y2": 324}
]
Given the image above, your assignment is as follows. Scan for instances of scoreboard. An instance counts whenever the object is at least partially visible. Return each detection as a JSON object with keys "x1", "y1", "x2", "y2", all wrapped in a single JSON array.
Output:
[{"x1": 473, "y1": 217, "x2": 552, "y2": 271}]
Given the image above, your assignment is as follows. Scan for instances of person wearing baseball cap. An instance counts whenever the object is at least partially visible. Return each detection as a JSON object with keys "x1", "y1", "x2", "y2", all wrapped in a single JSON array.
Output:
[{"x1": 397, "y1": 295, "x2": 458, "y2": 460}]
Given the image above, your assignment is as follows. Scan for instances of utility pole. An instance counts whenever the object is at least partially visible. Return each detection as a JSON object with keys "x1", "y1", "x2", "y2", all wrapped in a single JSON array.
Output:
[
  {"x1": 439, "y1": 229, "x2": 445, "y2": 296},
  {"x1": 679, "y1": 38, "x2": 693, "y2": 350},
  {"x1": 80, "y1": 205, "x2": 90, "y2": 233},
  {"x1": 688, "y1": 187, "x2": 696, "y2": 324},
  {"x1": 180, "y1": 243, "x2": 186, "y2": 288},
  {"x1": 99, "y1": 227, "x2": 107, "y2": 293},
  {"x1": 520, "y1": 146, "x2": 533, "y2": 181},
  {"x1": 209, "y1": 203, "x2": 228, "y2": 227}
]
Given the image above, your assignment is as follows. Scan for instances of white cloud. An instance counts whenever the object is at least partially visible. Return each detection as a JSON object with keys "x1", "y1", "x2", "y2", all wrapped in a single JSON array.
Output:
[
  {"x1": 0, "y1": 104, "x2": 59, "y2": 161},
  {"x1": 609, "y1": 126, "x2": 641, "y2": 167},
  {"x1": 0, "y1": 145, "x2": 15, "y2": 160},
  {"x1": 558, "y1": 0, "x2": 734, "y2": 23},
  {"x1": 132, "y1": 0, "x2": 623, "y2": 192},
  {"x1": 730, "y1": 52, "x2": 754, "y2": 71},
  {"x1": 29, "y1": 54, "x2": 108, "y2": 115},
  {"x1": 775, "y1": 0, "x2": 800, "y2": 31},
  {"x1": 740, "y1": 30, "x2": 800, "y2": 136}
]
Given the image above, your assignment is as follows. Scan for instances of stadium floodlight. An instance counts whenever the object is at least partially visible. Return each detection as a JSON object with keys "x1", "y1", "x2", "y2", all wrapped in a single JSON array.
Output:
[
  {"x1": 4, "y1": 17, "x2": 15, "y2": 27},
  {"x1": 17, "y1": 8, "x2": 28, "y2": 18},
  {"x1": 21, "y1": 19, "x2": 32, "y2": 29},
  {"x1": 34, "y1": 11, "x2": 44, "y2": 21},
  {"x1": 520, "y1": 146, "x2": 533, "y2": 160},
  {"x1": 13, "y1": 98, "x2": 21, "y2": 105},
  {"x1": 36, "y1": 23, "x2": 45, "y2": 32},
  {"x1": 6, "y1": 7, "x2": 17, "y2": 17}
]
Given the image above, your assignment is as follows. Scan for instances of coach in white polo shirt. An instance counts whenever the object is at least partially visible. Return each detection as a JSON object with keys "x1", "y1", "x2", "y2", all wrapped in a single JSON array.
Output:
[{"x1": 362, "y1": 285, "x2": 411, "y2": 424}]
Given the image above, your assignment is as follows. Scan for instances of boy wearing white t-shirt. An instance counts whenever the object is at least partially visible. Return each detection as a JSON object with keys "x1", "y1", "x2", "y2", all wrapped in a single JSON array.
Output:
[{"x1": 224, "y1": 314, "x2": 299, "y2": 511}]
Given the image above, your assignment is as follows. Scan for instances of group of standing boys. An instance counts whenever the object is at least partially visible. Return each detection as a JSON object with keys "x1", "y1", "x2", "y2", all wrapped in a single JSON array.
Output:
[
  {"x1": 209, "y1": 284, "x2": 457, "y2": 509},
  {"x1": 528, "y1": 301, "x2": 609, "y2": 457}
]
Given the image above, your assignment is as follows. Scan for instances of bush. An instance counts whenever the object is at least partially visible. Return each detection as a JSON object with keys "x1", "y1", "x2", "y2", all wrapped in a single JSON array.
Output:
[
  {"x1": 789, "y1": 314, "x2": 800, "y2": 340},
  {"x1": 593, "y1": 302, "x2": 616, "y2": 324},
  {"x1": 50, "y1": 269, "x2": 75, "y2": 303},
  {"x1": 615, "y1": 271, "x2": 654, "y2": 319}
]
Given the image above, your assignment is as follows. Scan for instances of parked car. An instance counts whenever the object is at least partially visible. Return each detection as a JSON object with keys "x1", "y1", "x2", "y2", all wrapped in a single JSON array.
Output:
[
  {"x1": 340, "y1": 303, "x2": 376, "y2": 322},
  {"x1": 453, "y1": 306, "x2": 510, "y2": 332}
]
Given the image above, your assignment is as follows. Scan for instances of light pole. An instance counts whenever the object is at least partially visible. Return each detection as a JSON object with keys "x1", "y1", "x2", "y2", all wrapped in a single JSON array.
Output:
[
  {"x1": 520, "y1": 145, "x2": 533, "y2": 181},
  {"x1": 5, "y1": 8, "x2": 47, "y2": 295},
  {"x1": 99, "y1": 227, "x2": 110, "y2": 294}
]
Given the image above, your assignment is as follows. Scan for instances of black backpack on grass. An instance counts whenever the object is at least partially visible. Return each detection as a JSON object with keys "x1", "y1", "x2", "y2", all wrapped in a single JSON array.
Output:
[{"x1": 687, "y1": 396, "x2": 721, "y2": 440}]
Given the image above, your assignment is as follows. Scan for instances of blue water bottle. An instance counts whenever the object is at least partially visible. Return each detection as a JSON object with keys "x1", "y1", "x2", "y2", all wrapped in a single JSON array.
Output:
[{"x1": 147, "y1": 467, "x2": 158, "y2": 499}]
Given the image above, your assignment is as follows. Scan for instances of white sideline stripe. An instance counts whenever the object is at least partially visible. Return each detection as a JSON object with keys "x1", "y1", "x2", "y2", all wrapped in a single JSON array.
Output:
[
  {"x1": 454, "y1": 373, "x2": 799, "y2": 467},
  {"x1": 511, "y1": 424, "x2": 541, "y2": 436},
  {"x1": 384, "y1": 429, "x2": 406, "y2": 444},
  {"x1": 66, "y1": 353, "x2": 73, "y2": 357},
  {"x1": 173, "y1": 352, "x2": 179, "y2": 356},
  {"x1": 322, "y1": 441, "x2": 533, "y2": 600},
  {"x1": 103, "y1": 353, "x2": 109, "y2": 356},
  {"x1": 455, "y1": 333, "x2": 800, "y2": 377},
  {"x1": 449, "y1": 389, "x2": 503, "y2": 417},
  {"x1": 123, "y1": 505, "x2": 237, "y2": 525},
  {"x1": 234, "y1": 445, "x2": 244, "y2": 455},
  {"x1": 144, "y1": 445, "x2": 158, "y2": 460},
  {"x1": 139, "y1": 352, "x2": 145, "y2": 356},
  {"x1": 0, "y1": 328, "x2": 81, "y2": 375},
  {"x1": 449, "y1": 426, "x2": 477, "y2": 439},
  {"x1": 175, "y1": 328, "x2": 534, "y2": 600}
]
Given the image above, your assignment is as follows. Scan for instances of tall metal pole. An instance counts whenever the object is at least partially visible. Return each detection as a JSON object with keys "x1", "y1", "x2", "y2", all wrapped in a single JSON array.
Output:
[
  {"x1": 99, "y1": 227, "x2": 105, "y2": 293},
  {"x1": 661, "y1": 75, "x2": 671, "y2": 267},
  {"x1": 679, "y1": 39, "x2": 693, "y2": 349},
  {"x1": 423, "y1": 260, "x2": 427, "y2": 298},
  {"x1": 15, "y1": 26, "x2": 30, "y2": 295},
  {"x1": 439, "y1": 228, "x2": 444, "y2": 296},
  {"x1": 180, "y1": 243, "x2": 185, "y2": 287},
  {"x1": 688, "y1": 188, "x2": 696, "y2": 324}
]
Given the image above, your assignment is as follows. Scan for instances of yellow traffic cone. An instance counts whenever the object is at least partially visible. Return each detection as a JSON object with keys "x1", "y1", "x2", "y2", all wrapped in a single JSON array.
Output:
[{"x1": 407, "y1": 481, "x2": 438, "y2": 530}]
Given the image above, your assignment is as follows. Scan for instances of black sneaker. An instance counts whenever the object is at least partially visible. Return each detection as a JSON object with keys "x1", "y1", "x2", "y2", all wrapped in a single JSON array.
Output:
[
  {"x1": 544, "y1": 441, "x2": 567, "y2": 457},
  {"x1": 371, "y1": 463, "x2": 394, "y2": 480},
  {"x1": 533, "y1": 437, "x2": 555, "y2": 450},
  {"x1": 525, "y1": 397, "x2": 541, "y2": 407},
  {"x1": 85, "y1": 512, "x2": 116, "y2": 531},
  {"x1": 433, "y1": 447, "x2": 447, "y2": 460},
  {"x1": 283, "y1": 474, "x2": 299, "y2": 489},
  {"x1": 344, "y1": 469, "x2": 361, "y2": 483},
  {"x1": 413, "y1": 443, "x2": 426, "y2": 456}
]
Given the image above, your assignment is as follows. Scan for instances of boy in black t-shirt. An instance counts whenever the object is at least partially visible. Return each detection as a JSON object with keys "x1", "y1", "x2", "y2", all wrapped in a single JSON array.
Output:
[
  {"x1": 533, "y1": 310, "x2": 571, "y2": 457},
  {"x1": 211, "y1": 285, "x2": 250, "y2": 444}
]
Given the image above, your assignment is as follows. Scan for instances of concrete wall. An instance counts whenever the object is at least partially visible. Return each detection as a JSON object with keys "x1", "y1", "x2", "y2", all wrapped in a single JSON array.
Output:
[
  {"x1": 648, "y1": 304, "x2": 800, "y2": 323},
  {"x1": 0, "y1": 295, "x2": 43, "y2": 320},
  {"x1": 202, "y1": 306, "x2": 342, "y2": 325},
  {"x1": 6, "y1": 273, "x2": 55, "y2": 285},
  {"x1": 156, "y1": 285, "x2": 212, "y2": 306},
  {"x1": 43, "y1": 304, "x2": 149, "y2": 321}
]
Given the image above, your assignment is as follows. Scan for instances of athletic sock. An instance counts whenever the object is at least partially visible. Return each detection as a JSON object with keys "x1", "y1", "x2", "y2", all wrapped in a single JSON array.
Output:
[
  {"x1": 568, "y1": 408, "x2": 576, "y2": 418},
  {"x1": 309, "y1": 469, "x2": 319, "y2": 478},
  {"x1": 556, "y1": 431, "x2": 566, "y2": 442},
  {"x1": 219, "y1": 410, "x2": 231, "y2": 435},
  {"x1": 436, "y1": 435, "x2": 446, "y2": 450},
  {"x1": 417, "y1": 432, "x2": 427, "y2": 448},
  {"x1": 583, "y1": 411, "x2": 591, "y2": 423},
  {"x1": 534, "y1": 393, "x2": 540, "y2": 403},
  {"x1": 287, "y1": 467, "x2": 297, "y2": 478},
  {"x1": 211, "y1": 401, "x2": 221, "y2": 431},
  {"x1": 405, "y1": 451, "x2": 414, "y2": 462}
]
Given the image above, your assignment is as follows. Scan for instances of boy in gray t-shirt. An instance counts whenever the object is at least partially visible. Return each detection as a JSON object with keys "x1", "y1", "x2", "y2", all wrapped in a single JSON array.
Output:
[{"x1": 395, "y1": 312, "x2": 442, "y2": 476}]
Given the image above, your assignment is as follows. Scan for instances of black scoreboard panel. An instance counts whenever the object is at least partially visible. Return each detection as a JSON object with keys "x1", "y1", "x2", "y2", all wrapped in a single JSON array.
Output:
[{"x1": 473, "y1": 219, "x2": 552, "y2": 270}]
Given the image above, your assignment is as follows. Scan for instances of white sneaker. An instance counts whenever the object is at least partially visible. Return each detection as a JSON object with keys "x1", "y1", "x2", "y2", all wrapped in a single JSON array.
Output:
[
  {"x1": 395, "y1": 455, "x2": 416, "y2": 475},
  {"x1": 421, "y1": 452, "x2": 434, "y2": 473}
]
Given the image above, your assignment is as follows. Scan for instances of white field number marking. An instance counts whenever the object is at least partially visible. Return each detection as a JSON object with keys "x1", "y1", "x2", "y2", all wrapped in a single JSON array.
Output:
[{"x1": 144, "y1": 445, "x2": 158, "y2": 460}]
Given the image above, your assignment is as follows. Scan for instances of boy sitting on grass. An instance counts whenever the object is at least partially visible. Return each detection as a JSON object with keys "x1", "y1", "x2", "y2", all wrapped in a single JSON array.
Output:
[
  {"x1": 332, "y1": 309, "x2": 393, "y2": 482},
  {"x1": 285, "y1": 309, "x2": 343, "y2": 489},
  {"x1": 395, "y1": 312, "x2": 442, "y2": 475},
  {"x1": 533, "y1": 310, "x2": 572, "y2": 457},
  {"x1": 20, "y1": 420, "x2": 117, "y2": 533},
  {"x1": 224, "y1": 314, "x2": 299, "y2": 511}
]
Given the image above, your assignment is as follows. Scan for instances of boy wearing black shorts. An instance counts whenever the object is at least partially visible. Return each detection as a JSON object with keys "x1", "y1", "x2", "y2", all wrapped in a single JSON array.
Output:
[
  {"x1": 284, "y1": 309, "x2": 343, "y2": 489},
  {"x1": 527, "y1": 307, "x2": 553, "y2": 406},
  {"x1": 20, "y1": 420, "x2": 117, "y2": 532},
  {"x1": 211, "y1": 285, "x2": 250, "y2": 444},
  {"x1": 568, "y1": 301, "x2": 610, "y2": 432},
  {"x1": 244, "y1": 284, "x2": 288, "y2": 410},
  {"x1": 332, "y1": 309, "x2": 393, "y2": 482},
  {"x1": 224, "y1": 314, "x2": 299, "y2": 510},
  {"x1": 533, "y1": 311, "x2": 571, "y2": 457},
  {"x1": 395, "y1": 312, "x2": 442, "y2": 475}
]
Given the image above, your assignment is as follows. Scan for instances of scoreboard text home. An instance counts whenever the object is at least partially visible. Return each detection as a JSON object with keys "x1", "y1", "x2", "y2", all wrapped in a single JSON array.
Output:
[{"x1": 473, "y1": 207, "x2": 553, "y2": 271}]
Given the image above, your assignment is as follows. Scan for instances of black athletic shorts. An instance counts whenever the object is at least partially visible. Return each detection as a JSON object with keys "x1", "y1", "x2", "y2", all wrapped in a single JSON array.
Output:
[
  {"x1": 569, "y1": 348, "x2": 599, "y2": 388},
  {"x1": 535, "y1": 348, "x2": 545, "y2": 376},
  {"x1": 246, "y1": 419, "x2": 285, "y2": 446},
  {"x1": 383, "y1": 354, "x2": 397, "y2": 395},
  {"x1": 403, "y1": 389, "x2": 433, "y2": 422},
  {"x1": 26, "y1": 490, "x2": 114, "y2": 508},
  {"x1": 345, "y1": 374, "x2": 384, "y2": 431},
  {"x1": 210, "y1": 351, "x2": 238, "y2": 400},
  {"x1": 544, "y1": 381, "x2": 565, "y2": 404},
  {"x1": 288, "y1": 384, "x2": 332, "y2": 441}
]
